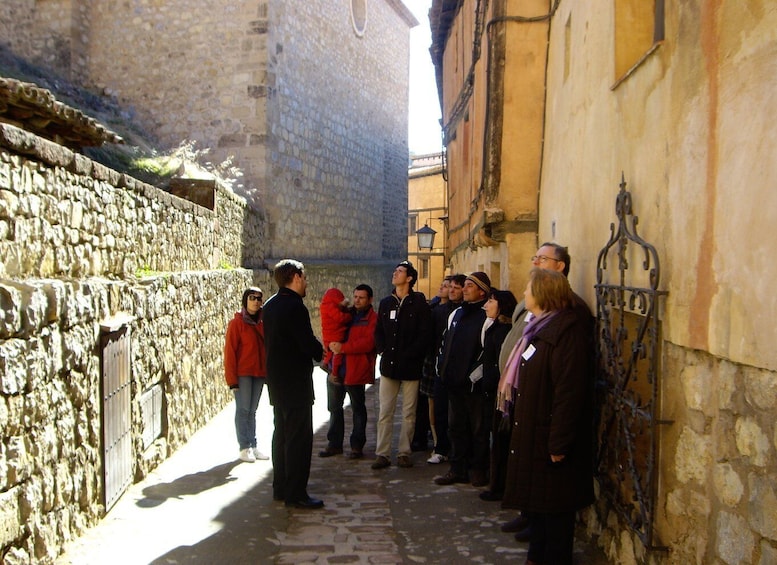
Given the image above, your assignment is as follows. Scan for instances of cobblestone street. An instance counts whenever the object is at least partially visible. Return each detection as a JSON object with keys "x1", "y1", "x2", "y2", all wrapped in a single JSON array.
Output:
[{"x1": 57, "y1": 368, "x2": 609, "y2": 564}]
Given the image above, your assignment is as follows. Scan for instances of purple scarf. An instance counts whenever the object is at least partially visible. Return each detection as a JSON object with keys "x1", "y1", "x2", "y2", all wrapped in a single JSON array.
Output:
[{"x1": 497, "y1": 310, "x2": 558, "y2": 414}]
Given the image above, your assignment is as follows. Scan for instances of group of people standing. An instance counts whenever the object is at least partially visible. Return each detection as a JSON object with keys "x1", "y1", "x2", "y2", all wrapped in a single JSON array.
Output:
[{"x1": 222, "y1": 244, "x2": 595, "y2": 564}]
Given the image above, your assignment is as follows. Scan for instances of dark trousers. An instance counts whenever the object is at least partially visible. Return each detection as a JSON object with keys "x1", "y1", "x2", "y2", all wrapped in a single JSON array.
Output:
[
  {"x1": 487, "y1": 402, "x2": 513, "y2": 495},
  {"x1": 432, "y1": 377, "x2": 450, "y2": 455},
  {"x1": 271, "y1": 403, "x2": 313, "y2": 503},
  {"x1": 447, "y1": 390, "x2": 490, "y2": 476},
  {"x1": 412, "y1": 393, "x2": 431, "y2": 449},
  {"x1": 325, "y1": 380, "x2": 367, "y2": 451},
  {"x1": 527, "y1": 510, "x2": 576, "y2": 565}
]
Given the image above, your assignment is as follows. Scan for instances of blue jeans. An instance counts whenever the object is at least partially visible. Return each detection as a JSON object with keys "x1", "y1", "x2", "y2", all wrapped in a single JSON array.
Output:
[
  {"x1": 233, "y1": 376, "x2": 264, "y2": 449},
  {"x1": 326, "y1": 380, "x2": 367, "y2": 451}
]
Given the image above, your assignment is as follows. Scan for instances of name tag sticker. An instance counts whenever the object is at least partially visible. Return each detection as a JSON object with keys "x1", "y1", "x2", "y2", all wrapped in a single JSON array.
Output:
[
  {"x1": 522, "y1": 344, "x2": 536, "y2": 360},
  {"x1": 523, "y1": 312, "x2": 533, "y2": 323},
  {"x1": 389, "y1": 310, "x2": 397, "y2": 320}
]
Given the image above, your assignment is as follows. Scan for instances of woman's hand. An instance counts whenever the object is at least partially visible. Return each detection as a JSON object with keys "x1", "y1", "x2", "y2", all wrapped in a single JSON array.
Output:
[{"x1": 550, "y1": 454, "x2": 565, "y2": 463}]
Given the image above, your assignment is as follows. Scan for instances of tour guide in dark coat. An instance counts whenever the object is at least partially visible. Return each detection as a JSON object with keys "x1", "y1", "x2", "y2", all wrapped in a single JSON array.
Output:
[{"x1": 262, "y1": 259, "x2": 324, "y2": 509}]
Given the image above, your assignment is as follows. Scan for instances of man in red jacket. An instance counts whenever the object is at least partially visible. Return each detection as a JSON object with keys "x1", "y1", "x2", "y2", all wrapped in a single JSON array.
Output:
[{"x1": 319, "y1": 284, "x2": 378, "y2": 459}]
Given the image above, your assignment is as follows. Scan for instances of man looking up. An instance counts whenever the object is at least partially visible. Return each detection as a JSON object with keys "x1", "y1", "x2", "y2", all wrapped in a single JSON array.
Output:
[
  {"x1": 412, "y1": 278, "x2": 452, "y2": 452},
  {"x1": 434, "y1": 271, "x2": 491, "y2": 486},
  {"x1": 319, "y1": 284, "x2": 378, "y2": 460},
  {"x1": 262, "y1": 259, "x2": 325, "y2": 509},
  {"x1": 373, "y1": 261, "x2": 432, "y2": 470},
  {"x1": 426, "y1": 273, "x2": 465, "y2": 464}
]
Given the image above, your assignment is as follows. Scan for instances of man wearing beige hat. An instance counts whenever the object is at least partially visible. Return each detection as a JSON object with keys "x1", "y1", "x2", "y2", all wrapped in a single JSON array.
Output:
[{"x1": 434, "y1": 271, "x2": 492, "y2": 486}]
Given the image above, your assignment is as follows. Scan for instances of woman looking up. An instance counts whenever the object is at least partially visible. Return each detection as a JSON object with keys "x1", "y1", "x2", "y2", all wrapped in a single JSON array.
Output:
[{"x1": 500, "y1": 269, "x2": 594, "y2": 565}]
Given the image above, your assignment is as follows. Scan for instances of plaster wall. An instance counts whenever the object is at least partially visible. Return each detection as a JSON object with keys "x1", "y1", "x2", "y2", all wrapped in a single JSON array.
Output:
[
  {"x1": 540, "y1": 0, "x2": 777, "y2": 372},
  {"x1": 408, "y1": 166, "x2": 447, "y2": 298},
  {"x1": 434, "y1": 0, "x2": 777, "y2": 562},
  {"x1": 539, "y1": 2, "x2": 777, "y2": 563},
  {"x1": 440, "y1": 0, "x2": 547, "y2": 294}
]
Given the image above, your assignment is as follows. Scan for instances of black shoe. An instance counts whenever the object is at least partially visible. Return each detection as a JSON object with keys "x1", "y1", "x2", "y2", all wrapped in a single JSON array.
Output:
[
  {"x1": 347, "y1": 450, "x2": 364, "y2": 459},
  {"x1": 285, "y1": 497, "x2": 324, "y2": 509},
  {"x1": 514, "y1": 525, "x2": 532, "y2": 542},
  {"x1": 479, "y1": 490, "x2": 503, "y2": 501},
  {"x1": 501, "y1": 514, "x2": 530, "y2": 533},
  {"x1": 470, "y1": 470, "x2": 488, "y2": 487},
  {"x1": 434, "y1": 471, "x2": 468, "y2": 485},
  {"x1": 318, "y1": 447, "x2": 343, "y2": 457}
]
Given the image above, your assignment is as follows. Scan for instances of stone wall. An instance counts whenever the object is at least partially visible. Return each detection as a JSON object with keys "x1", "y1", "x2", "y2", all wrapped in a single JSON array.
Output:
[
  {"x1": 0, "y1": 123, "x2": 266, "y2": 279},
  {"x1": 0, "y1": 0, "x2": 72, "y2": 74},
  {"x1": 0, "y1": 123, "x2": 272, "y2": 563},
  {"x1": 583, "y1": 342, "x2": 777, "y2": 565},
  {"x1": 263, "y1": 0, "x2": 412, "y2": 261},
  {"x1": 1, "y1": 0, "x2": 414, "y2": 265}
]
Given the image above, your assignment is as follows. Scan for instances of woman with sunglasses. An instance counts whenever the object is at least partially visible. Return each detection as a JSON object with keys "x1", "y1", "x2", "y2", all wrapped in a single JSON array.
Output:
[{"x1": 224, "y1": 286, "x2": 270, "y2": 463}]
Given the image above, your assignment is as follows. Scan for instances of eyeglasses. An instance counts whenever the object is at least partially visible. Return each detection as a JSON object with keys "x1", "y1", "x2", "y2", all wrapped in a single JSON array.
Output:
[
  {"x1": 532, "y1": 255, "x2": 560, "y2": 264},
  {"x1": 248, "y1": 295, "x2": 262, "y2": 302}
]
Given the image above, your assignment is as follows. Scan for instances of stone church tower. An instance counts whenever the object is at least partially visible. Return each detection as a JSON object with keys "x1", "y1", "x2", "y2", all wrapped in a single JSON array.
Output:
[{"x1": 1, "y1": 0, "x2": 416, "y2": 285}]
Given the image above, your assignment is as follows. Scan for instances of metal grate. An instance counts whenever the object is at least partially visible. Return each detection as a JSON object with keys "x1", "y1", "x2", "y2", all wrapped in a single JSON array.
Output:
[
  {"x1": 140, "y1": 383, "x2": 164, "y2": 450},
  {"x1": 100, "y1": 325, "x2": 133, "y2": 511},
  {"x1": 594, "y1": 174, "x2": 670, "y2": 551}
]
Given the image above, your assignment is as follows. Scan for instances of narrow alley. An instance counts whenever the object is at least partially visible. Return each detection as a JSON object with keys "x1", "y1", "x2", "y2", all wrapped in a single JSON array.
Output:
[{"x1": 55, "y1": 368, "x2": 609, "y2": 564}]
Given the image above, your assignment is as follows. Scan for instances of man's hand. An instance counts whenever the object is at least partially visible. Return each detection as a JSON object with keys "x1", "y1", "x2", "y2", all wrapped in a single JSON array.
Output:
[
  {"x1": 329, "y1": 341, "x2": 343, "y2": 354},
  {"x1": 550, "y1": 454, "x2": 565, "y2": 463}
]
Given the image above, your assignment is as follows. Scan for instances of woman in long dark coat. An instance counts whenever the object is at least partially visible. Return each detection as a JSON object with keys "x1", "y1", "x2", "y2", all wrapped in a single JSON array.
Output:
[
  {"x1": 499, "y1": 268, "x2": 594, "y2": 565},
  {"x1": 477, "y1": 289, "x2": 517, "y2": 495}
]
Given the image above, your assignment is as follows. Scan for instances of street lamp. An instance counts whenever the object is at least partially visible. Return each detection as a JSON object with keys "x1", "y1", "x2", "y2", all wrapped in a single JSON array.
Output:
[{"x1": 415, "y1": 223, "x2": 437, "y2": 251}]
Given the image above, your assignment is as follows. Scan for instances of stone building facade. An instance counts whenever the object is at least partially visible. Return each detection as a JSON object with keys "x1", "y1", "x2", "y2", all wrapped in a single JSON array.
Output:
[
  {"x1": 430, "y1": 0, "x2": 777, "y2": 564},
  {"x1": 1, "y1": 0, "x2": 416, "y2": 271}
]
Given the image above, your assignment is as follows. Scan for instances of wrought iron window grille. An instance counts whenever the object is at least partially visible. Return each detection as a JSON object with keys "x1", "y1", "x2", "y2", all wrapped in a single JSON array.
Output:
[{"x1": 594, "y1": 173, "x2": 671, "y2": 552}]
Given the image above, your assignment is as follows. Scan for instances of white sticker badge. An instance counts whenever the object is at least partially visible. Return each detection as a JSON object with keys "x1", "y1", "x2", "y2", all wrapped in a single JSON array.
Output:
[
  {"x1": 522, "y1": 344, "x2": 536, "y2": 360},
  {"x1": 389, "y1": 310, "x2": 397, "y2": 320}
]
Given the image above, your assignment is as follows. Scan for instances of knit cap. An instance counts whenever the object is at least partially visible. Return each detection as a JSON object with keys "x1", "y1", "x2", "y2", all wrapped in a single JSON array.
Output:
[{"x1": 466, "y1": 271, "x2": 491, "y2": 294}]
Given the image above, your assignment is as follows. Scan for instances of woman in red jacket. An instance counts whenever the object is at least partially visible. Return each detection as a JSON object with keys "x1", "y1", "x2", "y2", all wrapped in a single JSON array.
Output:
[{"x1": 224, "y1": 286, "x2": 269, "y2": 463}]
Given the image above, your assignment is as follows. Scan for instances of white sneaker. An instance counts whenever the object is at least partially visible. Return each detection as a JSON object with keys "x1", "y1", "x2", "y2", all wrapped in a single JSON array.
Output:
[
  {"x1": 239, "y1": 448, "x2": 256, "y2": 463},
  {"x1": 252, "y1": 447, "x2": 269, "y2": 460},
  {"x1": 427, "y1": 452, "x2": 448, "y2": 464}
]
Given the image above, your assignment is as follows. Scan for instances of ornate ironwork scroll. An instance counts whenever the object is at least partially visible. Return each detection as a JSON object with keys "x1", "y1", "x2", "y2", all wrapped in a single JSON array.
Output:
[{"x1": 595, "y1": 174, "x2": 669, "y2": 551}]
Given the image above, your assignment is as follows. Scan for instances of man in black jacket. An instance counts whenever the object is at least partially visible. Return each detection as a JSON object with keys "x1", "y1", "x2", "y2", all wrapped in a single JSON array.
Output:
[
  {"x1": 372, "y1": 261, "x2": 432, "y2": 470},
  {"x1": 426, "y1": 273, "x2": 465, "y2": 464},
  {"x1": 262, "y1": 259, "x2": 325, "y2": 509},
  {"x1": 434, "y1": 271, "x2": 491, "y2": 486}
]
